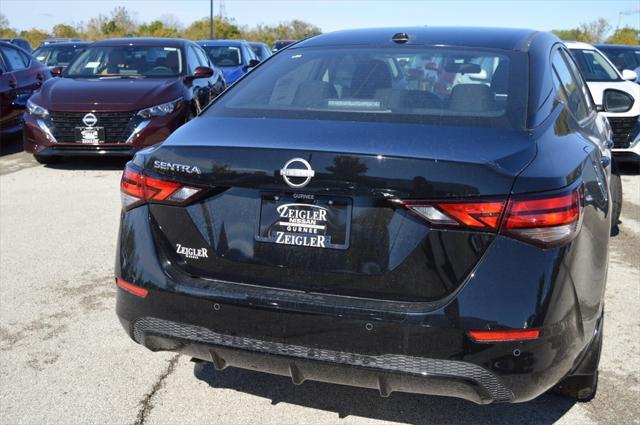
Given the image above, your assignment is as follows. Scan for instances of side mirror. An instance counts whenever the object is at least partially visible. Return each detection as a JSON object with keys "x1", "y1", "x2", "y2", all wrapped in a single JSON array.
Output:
[
  {"x1": 602, "y1": 89, "x2": 635, "y2": 113},
  {"x1": 51, "y1": 66, "x2": 63, "y2": 77},
  {"x1": 186, "y1": 66, "x2": 213, "y2": 83},
  {"x1": 621, "y1": 69, "x2": 638, "y2": 81},
  {"x1": 244, "y1": 59, "x2": 260, "y2": 71}
]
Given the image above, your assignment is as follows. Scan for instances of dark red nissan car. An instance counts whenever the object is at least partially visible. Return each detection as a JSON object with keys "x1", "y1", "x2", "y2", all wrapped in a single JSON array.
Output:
[
  {"x1": 23, "y1": 38, "x2": 225, "y2": 163},
  {"x1": 1, "y1": 41, "x2": 50, "y2": 138}
]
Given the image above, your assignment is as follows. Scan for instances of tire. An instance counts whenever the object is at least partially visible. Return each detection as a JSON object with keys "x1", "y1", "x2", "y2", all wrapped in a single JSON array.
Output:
[
  {"x1": 553, "y1": 312, "x2": 603, "y2": 402},
  {"x1": 34, "y1": 154, "x2": 60, "y2": 165},
  {"x1": 610, "y1": 161, "x2": 623, "y2": 228}
]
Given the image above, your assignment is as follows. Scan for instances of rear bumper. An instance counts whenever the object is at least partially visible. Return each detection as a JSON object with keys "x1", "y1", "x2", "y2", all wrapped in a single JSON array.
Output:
[
  {"x1": 126, "y1": 315, "x2": 513, "y2": 404},
  {"x1": 115, "y1": 204, "x2": 607, "y2": 404}
]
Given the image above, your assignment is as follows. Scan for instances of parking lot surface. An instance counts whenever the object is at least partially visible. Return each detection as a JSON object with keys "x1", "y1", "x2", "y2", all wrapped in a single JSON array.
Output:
[{"x1": 1, "y1": 139, "x2": 639, "y2": 425}]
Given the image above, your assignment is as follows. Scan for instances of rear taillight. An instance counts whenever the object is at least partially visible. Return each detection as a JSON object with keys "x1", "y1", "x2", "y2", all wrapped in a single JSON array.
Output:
[
  {"x1": 399, "y1": 200, "x2": 506, "y2": 231},
  {"x1": 396, "y1": 186, "x2": 583, "y2": 248},
  {"x1": 120, "y1": 163, "x2": 203, "y2": 210},
  {"x1": 501, "y1": 189, "x2": 583, "y2": 247}
]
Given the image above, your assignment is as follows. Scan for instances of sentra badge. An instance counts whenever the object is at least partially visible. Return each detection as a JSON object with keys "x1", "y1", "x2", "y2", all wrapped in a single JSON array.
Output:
[
  {"x1": 176, "y1": 244, "x2": 208, "y2": 259},
  {"x1": 154, "y1": 160, "x2": 202, "y2": 175}
]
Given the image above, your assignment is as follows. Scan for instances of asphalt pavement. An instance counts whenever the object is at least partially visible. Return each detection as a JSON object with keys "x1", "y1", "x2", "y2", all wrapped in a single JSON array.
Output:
[{"x1": 1, "y1": 136, "x2": 638, "y2": 425}]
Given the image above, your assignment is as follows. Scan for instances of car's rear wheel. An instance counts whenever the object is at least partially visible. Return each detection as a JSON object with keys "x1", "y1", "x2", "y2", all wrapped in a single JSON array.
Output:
[
  {"x1": 611, "y1": 161, "x2": 623, "y2": 228},
  {"x1": 34, "y1": 154, "x2": 60, "y2": 165},
  {"x1": 553, "y1": 311, "x2": 603, "y2": 402}
]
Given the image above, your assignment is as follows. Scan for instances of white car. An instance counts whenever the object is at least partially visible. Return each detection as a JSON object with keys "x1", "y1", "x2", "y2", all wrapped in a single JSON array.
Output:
[{"x1": 565, "y1": 41, "x2": 640, "y2": 162}]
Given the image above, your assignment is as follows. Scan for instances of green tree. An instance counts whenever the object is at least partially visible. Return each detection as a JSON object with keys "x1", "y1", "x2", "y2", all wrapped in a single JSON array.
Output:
[
  {"x1": 553, "y1": 17, "x2": 611, "y2": 43},
  {"x1": 52, "y1": 23, "x2": 80, "y2": 39},
  {"x1": 18, "y1": 28, "x2": 50, "y2": 48},
  {"x1": 607, "y1": 27, "x2": 640, "y2": 45},
  {"x1": 242, "y1": 20, "x2": 321, "y2": 46},
  {"x1": 86, "y1": 6, "x2": 137, "y2": 39},
  {"x1": 138, "y1": 20, "x2": 179, "y2": 38},
  {"x1": 0, "y1": 13, "x2": 18, "y2": 38},
  {"x1": 182, "y1": 16, "x2": 241, "y2": 40}
]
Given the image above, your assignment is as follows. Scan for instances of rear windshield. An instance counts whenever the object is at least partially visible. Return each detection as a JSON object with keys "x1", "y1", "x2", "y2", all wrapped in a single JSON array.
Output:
[
  {"x1": 65, "y1": 45, "x2": 183, "y2": 78},
  {"x1": 570, "y1": 49, "x2": 620, "y2": 82},
  {"x1": 202, "y1": 46, "x2": 242, "y2": 67},
  {"x1": 208, "y1": 46, "x2": 528, "y2": 129}
]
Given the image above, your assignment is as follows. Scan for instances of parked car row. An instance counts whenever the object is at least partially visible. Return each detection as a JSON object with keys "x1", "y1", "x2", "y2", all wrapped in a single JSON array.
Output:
[
  {"x1": 1, "y1": 26, "x2": 634, "y2": 406},
  {"x1": 1, "y1": 37, "x2": 275, "y2": 160},
  {"x1": 565, "y1": 41, "x2": 640, "y2": 163},
  {"x1": 114, "y1": 27, "x2": 623, "y2": 406}
]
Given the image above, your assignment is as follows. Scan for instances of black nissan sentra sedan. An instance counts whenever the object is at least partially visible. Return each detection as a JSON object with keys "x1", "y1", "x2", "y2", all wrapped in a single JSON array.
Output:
[{"x1": 115, "y1": 27, "x2": 614, "y2": 404}]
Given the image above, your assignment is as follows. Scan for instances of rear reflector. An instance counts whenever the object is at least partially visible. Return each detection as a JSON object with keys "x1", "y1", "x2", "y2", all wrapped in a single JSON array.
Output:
[
  {"x1": 396, "y1": 186, "x2": 583, "y2": 247},
  {"x1": 116, "y1": 278, "x2": 148, "y2": 298},
  {"x1": 120, "y1": 163, "x2": 203, "y2": 209},
  {"x1": 468, "y1": 329, "x2": 540, "y2": 342}
]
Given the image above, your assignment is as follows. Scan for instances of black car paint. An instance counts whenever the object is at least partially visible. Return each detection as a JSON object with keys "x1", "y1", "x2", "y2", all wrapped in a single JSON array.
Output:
[{"x1": 115, "y1": 28, "x2": 611, "y2": 403}]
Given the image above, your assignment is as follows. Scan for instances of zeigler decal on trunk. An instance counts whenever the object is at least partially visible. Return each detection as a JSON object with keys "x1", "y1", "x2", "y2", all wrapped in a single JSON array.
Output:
[
  {"x1": 176, "y1": 244, "x2": 208, "y2": 259},
  {"x1": 275, "y1": 203, "x2": 328, "y2": 248}
]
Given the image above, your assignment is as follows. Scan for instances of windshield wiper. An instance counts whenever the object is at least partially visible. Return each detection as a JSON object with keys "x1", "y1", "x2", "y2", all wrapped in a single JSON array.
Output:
[{"x1": 98, "y1": 75, "x2": 146, "y2": 79}]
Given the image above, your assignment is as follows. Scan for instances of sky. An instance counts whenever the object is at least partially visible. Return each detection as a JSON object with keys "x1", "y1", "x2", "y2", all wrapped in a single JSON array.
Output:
[{"x1": 1, "y1": 0, "x2": 639, "y2": 33}]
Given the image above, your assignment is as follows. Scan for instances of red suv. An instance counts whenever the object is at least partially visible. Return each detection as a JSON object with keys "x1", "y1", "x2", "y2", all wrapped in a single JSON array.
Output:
[
  {"x1": 23, "y1": 38, "x2": 225, "y2": 163},
  {"x1": 0, "y1": 41, "x2": 50, "y2": 139}
]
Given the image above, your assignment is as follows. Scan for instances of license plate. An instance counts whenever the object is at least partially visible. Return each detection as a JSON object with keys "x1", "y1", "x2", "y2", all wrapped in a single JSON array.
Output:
[
  {"x1": 74, "y1": 127, "x2": 105, "y2": 144},
  {"x1": 256, "y1": 194, "x2": 351, "y2": 250}
]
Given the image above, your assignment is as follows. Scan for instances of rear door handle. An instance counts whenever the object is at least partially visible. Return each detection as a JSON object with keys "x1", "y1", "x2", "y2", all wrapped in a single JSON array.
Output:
[{"x1": 8, "y1": 79, "x2": 17, "y2": 88}]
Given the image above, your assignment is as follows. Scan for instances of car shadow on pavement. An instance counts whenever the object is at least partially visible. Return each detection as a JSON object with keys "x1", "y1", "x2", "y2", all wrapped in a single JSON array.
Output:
[
  {"x1": 0, "y1": 132, "x2": 24, "y2": 156},
  {"x1": 618, "y1": 162, "x2": 639, "y2": 175},
  {"x1": 193, "y1": 363, "x2": 575, "y2": 424}
]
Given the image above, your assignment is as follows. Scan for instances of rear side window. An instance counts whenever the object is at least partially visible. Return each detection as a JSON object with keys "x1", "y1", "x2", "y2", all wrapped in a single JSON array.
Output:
[
  {"x1": 209, "y1": 46, "x2": 529, "y2": 129},
  {"x1": 1, "y1": 46, "x2": 28, "y2": 71},
  {"x1": 552, "y1": 50, "x2": 591, "y2": 121}
]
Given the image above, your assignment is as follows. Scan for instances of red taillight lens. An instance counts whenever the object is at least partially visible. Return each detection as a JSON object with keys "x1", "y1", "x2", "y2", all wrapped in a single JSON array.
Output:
[
  {"x1": 396, "y1": 186, "x2": 583, "y2": 247},
  {"x1": 115, "y1": 278, "x2": 148, "y2": 297},
  {"x1": 468, "y1": 328, "x2": 540, "y2": 342},
  {"x1": 120, "y1": 163, "x2": 202, "y2": 209},
  {"x1": 399, "y1": 199, "x2": 506, "y2": 231},
  {"x1": 501, "y1": 188, "x2": 583, "y2": 247}
]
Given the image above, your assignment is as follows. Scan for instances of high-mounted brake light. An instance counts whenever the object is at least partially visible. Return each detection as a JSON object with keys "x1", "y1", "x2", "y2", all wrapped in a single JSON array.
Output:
[
  {"x1": 468, "y1": 328, "x2": 540, "y2": 342},
  {"x1": 120, "y1": 163, "x2": 203, "y2": 209},
  {"x1": 395, "y1": 186, "x2": 583, "y2": 248}
]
